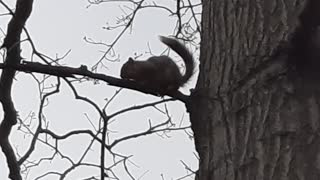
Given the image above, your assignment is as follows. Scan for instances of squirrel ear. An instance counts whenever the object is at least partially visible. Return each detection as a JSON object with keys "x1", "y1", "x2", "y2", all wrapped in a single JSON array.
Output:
[{"x1": 128, "y1": 57, "x2": 134, "y2": 62}]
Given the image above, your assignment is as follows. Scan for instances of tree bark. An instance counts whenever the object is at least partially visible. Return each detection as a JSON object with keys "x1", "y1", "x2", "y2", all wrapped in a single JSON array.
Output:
[
  {"x1": 191, "y1": 0, "x2": 320, "y2": 179},
  {"x1": 0, "y1": 0, "x2": 34, "y2": 179}
]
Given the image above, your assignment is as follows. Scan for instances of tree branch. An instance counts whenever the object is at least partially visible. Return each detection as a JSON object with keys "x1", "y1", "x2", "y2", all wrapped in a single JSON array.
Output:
[
  {"x1": 0, "y1": 0, "x2": 34, "y2": 179},
  {"x1": 0, "y1": 61, "x2": 191, "y2": 103}
]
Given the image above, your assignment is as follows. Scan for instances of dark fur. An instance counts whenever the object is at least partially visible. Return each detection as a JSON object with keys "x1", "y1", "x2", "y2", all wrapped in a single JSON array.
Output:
[{"x1": 121, "y1": 36, "x2": 194, "y2": 93}]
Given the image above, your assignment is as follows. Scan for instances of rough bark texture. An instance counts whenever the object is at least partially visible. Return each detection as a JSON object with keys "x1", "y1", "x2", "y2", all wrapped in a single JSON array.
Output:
[{"x1": 190, "y1": 0, "x2": 320, "y2": 179}]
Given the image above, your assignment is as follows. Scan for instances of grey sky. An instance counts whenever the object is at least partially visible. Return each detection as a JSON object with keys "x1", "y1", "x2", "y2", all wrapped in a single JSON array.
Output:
[{"x1": 0, "y1": 0, "x2": 199, "y2": 179}]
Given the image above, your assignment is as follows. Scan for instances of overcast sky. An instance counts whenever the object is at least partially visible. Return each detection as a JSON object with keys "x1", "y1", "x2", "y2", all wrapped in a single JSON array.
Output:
[{"x1": 0, "y1": 0, "x2": 199, "y2": 179}]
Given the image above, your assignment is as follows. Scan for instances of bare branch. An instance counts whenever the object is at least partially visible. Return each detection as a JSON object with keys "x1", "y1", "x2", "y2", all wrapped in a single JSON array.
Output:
[
  {"x1": 0, "y1": 61, "x2": 191, "y2": 103},
  {"x1": 18, "y1": 77, "x2": 61, "y2": 165},
  {"x1": 109, "y1": 119, "x2": 190, "y2": 148},
  {"x1": 0, "y1": 0, "x2": 34, "y2": 179}
]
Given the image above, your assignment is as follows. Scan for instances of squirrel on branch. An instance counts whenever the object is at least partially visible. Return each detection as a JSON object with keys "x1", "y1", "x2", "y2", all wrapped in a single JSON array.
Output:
[{"x1": 120, "y1": 36, "x2": 195, "y2": 94}]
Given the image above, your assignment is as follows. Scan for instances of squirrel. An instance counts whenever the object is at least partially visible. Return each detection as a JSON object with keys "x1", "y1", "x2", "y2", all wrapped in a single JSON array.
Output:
[{"x1": 120, "y1": 36, "x2": 195, "y2": 94}]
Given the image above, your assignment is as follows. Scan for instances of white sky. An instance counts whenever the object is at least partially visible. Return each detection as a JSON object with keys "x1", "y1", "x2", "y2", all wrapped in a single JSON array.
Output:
[{"x1": 0, "y1": 0, "x2": 200, "y2": 179}]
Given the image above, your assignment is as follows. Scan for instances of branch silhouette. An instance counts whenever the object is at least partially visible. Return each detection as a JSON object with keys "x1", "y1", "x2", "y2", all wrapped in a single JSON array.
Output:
[{"x1": 0, "y1": 61, "x2": 190, "y2": 103}]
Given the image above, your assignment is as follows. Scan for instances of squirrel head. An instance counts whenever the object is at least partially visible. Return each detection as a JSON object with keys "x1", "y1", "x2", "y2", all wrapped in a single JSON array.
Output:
[{"x1": 120, "y1": 57, "x2": 136, "y2": 79}]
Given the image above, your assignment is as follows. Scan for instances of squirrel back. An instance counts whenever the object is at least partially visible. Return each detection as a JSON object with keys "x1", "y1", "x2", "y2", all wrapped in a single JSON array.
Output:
[{"x1": 121, "y1": 36, "x2": 195, "y2": 93}]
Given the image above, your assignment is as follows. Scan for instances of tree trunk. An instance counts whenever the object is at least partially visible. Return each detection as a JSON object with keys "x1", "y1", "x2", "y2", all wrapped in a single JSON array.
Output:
[{"x1": 191, "y1": 0, "x2": 320, "y2": 179}]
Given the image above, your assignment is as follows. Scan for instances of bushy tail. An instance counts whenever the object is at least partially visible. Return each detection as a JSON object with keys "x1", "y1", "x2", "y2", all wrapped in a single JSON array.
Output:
[{"x1": 159, "y1": 36, "x2": 195, "y2": 85}]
